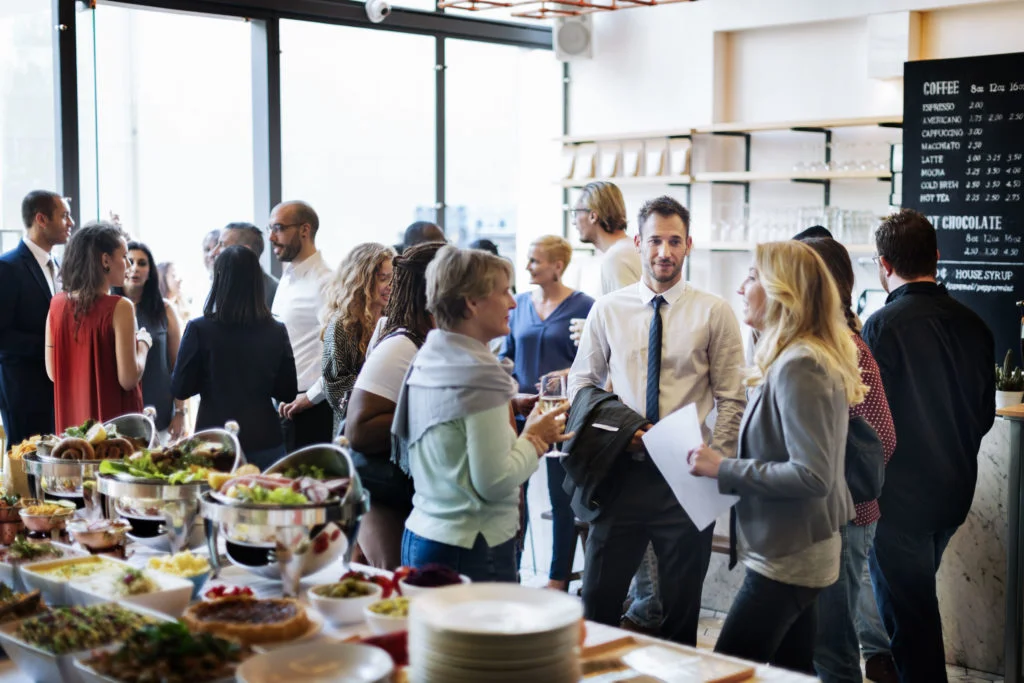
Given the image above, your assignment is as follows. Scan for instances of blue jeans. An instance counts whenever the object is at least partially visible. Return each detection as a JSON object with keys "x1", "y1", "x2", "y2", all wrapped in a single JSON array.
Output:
[
  {"x1": 546, "y1": 458, "x2": 578, "y2": 582},
  {"x1": 624, "y1": 543, "x2": 663, "y2": 628},
  {"x1": 869, "y1": 522, "x2": 958, "y2": 683},
  {"x1": 401, "y1": 529, "x2": 518, "y2": 583},
  {"x1": 715, "y1": 568, "x2": 821, "y2": 675},
  {"x1": 814, "y1": 521, "x2": 890, "y2": 683}
]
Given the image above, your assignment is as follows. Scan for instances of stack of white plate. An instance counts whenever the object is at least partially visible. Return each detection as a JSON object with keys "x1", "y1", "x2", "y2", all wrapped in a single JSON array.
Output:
[{"x1": 408, "y1": 583, "x2": 583, "y2": 683}]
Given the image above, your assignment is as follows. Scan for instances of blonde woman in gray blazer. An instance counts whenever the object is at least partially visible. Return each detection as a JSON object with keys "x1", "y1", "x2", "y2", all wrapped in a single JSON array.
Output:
[{"x1": 689, "y1": 241, "x2": 866, "y2": 674}]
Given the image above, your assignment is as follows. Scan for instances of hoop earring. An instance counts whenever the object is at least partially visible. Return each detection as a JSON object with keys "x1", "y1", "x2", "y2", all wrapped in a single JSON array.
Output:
[{"x1": 103, "y1": 266, "x2": 110, "y2": 273}]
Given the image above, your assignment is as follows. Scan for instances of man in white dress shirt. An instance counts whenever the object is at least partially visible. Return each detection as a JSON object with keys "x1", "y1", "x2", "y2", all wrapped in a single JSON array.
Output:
[
  {"x1": 571, "y1": 181, "x2": 642, "y2": 299},
  {"x1": 568, "y1": 195, "x2": 746, "y2": 645},
  {"x1": 269, "y1": 200, "x2": 333, "y2": 450}
]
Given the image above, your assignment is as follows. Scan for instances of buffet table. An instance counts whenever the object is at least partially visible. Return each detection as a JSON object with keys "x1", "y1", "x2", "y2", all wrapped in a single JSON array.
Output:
[{"x1": 0, "y1": 547, "x2": 816, "y2": 682}]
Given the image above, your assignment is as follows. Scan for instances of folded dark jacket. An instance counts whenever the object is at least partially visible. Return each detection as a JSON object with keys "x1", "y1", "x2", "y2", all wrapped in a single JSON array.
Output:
[{"x1": 561, "y1": 386, "x2": 648, "y2": 522}]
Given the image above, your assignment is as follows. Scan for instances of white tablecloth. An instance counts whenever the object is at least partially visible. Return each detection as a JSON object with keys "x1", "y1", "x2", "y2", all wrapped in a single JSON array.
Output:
[{"x1": 0, "y1": 545, "x2": 817, "y2": 682}]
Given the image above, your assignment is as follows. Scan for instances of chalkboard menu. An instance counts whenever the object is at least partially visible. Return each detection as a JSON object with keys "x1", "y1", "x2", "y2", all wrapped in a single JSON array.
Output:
[{"x1": 903, "y1": 52, "x2": 1024, "y2": 365}]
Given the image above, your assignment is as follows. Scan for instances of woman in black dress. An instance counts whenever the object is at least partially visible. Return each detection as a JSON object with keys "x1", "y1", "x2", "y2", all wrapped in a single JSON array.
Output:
[
  {"x1": 170, "y1": 246, "x2": 297, "y2": 469},
  {"x1": 114, "y1": 241, "x2": 185, "y2": 441}
]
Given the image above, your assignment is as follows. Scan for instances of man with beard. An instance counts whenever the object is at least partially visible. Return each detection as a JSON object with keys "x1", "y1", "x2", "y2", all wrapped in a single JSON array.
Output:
[
  {"x1": 268, "y1": 200, "x2": 333, "y2": 450},
  {"x1": 0, "y1": 191, "x2": 74, "y2": 444},
  {"x1": 568, "y1": 195, "x2": 746, "y2": 645}
]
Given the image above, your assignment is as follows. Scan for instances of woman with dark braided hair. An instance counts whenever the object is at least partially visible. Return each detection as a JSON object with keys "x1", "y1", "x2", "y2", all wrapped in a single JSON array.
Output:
[
  {"x1": 345, "y1": 241, "x2": 444, "y2": 569},
  {"x1": 45, "y1": 222, "x2": 149, "y2": 431}
]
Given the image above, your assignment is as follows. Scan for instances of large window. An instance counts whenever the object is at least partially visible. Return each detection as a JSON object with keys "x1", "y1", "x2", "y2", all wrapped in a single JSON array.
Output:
[
  {"x1": 445, "y1": 39, "x2": 562, "y2": 278},
  {"x1": 77, "y1": 5, "x2": 254, "y2": 308},
  {"x1": 280, "y1": 21, "x2": 436, "y2": 268},
  {"x1": 0, "y1": 1, "x2": 56, "y2": 249}
]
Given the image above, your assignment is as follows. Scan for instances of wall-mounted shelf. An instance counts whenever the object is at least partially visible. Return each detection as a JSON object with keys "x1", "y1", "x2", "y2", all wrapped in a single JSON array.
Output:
[
  {"x1": 559, "y1": 175, "x2": 692, "y2": 188},
  {"x1": 694, "y1": 115, "x2": 903, "y2": 134},
  {"x1": 695, "y1": 242, "x2": 876, "y2": 254},
  {"x1": 558, "y1": 115, "x2": 903, "y2": 145},
  {"x1": 696, "y1": 170, "x2": 891, "y2": 182}
]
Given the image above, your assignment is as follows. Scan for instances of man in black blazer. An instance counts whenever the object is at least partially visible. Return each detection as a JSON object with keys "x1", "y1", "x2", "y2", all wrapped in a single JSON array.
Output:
[{"x1": 0, "y1": 190, "x2": 74, "y2": 444}]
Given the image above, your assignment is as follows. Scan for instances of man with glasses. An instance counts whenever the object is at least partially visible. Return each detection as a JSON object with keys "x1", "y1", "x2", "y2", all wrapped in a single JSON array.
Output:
[
  {"x1": 571, "y1": 181, "x2": 641, "y2": 300},
  {"x1": 268, "y1": 200, "x2": 333, "y2": 450},
  {"x1": 0, "y1": 191, "x2": 74, "y2": 445}
]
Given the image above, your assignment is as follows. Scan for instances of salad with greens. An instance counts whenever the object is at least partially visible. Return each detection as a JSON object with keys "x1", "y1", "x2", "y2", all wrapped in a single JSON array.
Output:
[{"x1": 99, "y1": 439, "x2": 226, "y2": 483}]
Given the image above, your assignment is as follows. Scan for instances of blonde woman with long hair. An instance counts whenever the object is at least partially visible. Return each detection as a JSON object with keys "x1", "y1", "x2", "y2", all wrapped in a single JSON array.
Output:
[
  {"x1": 321, "y1": 243, "x2": 395, "y2": 434},
  {"x1": 689, "y1": 241, "x2": 866, "y2": 673}
]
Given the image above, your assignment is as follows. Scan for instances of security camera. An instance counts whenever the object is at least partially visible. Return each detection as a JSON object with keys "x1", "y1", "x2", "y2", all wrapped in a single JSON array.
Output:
[{"x1": 366, "y1": 0, "x2": 391, "y2": 23}]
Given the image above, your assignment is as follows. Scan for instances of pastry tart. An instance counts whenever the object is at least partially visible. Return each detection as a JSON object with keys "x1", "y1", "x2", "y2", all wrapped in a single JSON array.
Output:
[{"x1": 182, "y1": 596, "x2": 310, "y2": 645}]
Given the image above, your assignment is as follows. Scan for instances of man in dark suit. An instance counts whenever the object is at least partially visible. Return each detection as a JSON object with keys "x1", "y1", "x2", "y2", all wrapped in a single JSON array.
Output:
[
  {"x1": 0, "y1": 190, "x2": 74, "y2": 444},
  {"x1": 212, "y1": 222, "x2": 279, "y2": 310}
]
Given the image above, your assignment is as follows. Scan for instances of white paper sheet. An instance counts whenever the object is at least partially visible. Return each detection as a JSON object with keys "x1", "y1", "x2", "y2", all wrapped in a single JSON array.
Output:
[{"x1": 642, "y1": 404, "x2": 739, "y2": 531}]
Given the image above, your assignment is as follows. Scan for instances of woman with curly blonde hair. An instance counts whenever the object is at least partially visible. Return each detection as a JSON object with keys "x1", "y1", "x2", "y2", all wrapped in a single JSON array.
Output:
[
  {"x1": 689, "y1": 240, "x2": 866, "y2": 673},
  {"x1": 321, "y1": 243, "x2": 395, "y2": 433}
]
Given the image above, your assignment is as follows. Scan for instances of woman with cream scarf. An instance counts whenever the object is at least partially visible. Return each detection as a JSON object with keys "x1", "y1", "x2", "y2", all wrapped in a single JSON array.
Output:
[{"x1": 392, "y1": 246, "x2": 571, "y2": 582}]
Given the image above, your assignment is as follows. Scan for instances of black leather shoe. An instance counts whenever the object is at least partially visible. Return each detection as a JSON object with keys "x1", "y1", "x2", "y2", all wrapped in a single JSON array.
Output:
[{"x1": 864, "y1": 653, "x2": 900, "y2": 683}]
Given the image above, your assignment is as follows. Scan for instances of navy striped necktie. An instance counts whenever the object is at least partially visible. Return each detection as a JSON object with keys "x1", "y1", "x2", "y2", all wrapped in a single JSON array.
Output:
[{"x1": 646, "y1": 295, "x2": 665, "y2": 423}]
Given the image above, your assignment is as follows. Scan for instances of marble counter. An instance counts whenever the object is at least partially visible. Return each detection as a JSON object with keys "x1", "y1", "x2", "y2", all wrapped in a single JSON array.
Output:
[{"x1": 699, "y1": 418, "x2": 1012, "y2": 675}]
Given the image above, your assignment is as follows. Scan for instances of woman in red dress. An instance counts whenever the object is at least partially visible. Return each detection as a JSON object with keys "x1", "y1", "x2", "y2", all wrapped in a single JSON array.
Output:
[{"x1": 45, "y1": 222, "x2": 151, "y2": 431}]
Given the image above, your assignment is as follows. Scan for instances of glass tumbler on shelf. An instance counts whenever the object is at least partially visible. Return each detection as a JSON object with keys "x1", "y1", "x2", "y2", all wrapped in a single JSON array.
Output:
[{"x1": 539, "y1": 373, "x2": 569, "y2": 457}]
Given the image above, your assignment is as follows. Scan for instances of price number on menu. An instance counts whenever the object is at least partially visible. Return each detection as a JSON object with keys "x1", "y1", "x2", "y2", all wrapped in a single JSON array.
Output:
[
  {"x1": 1010, "y1": 113, "x2": 1024, "y2": 121},
  {"x1": 968, "y1": 141, "x2": 984, "y2": 150}
]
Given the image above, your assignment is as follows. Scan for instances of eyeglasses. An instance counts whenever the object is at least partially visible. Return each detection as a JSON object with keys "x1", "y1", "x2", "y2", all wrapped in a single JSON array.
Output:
[
  {"x1": 870, "y1": 255, "x2": 882, "y2": 265},
  {"x1": 264, "y1": 222, "x2": 303, "y2": 236}
]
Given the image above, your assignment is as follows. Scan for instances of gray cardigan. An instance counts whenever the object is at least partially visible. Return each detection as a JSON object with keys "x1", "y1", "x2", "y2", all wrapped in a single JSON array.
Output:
[{"x1": 718, "y1": 345, "x2": 855, "y2": 559}]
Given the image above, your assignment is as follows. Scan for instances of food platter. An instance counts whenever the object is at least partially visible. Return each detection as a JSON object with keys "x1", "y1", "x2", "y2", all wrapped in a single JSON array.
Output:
[
  {"x1": 199, "y1": 440, "x2": 368, "y2": 597},
  {"x1": 23, "y1": 410, "x2": 159, "y2": 502},
  {"x1": 94, "y1": 423, "x2": 245, "y2": 554}
]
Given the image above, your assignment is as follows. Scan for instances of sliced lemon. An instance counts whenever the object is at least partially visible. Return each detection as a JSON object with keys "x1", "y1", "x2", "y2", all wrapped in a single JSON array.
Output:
[
  {"x1": 234, "y1": 464, "x2": 261, "y2": 476},
  {"x1": 207, "y1": 472, "x2": 232, "y2": 490},
  {"x1": 85, "y1": 423, "x2": 107, "y2": 445}
]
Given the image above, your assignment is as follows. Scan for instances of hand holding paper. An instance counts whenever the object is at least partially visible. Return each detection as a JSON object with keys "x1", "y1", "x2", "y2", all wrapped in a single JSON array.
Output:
[{"x1": 641, "y1": 404, "x2": 738, "y2": 531}]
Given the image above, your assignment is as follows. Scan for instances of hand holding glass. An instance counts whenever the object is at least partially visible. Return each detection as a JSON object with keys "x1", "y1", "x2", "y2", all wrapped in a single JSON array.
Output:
[{"x1": 539, "y1": 373, "x2": 568, "y2": 457}]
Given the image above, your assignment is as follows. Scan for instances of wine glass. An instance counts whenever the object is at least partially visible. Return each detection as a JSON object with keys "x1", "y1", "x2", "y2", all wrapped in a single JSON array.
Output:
[{"x1": 539, "y1": 373, "x2": 568, "y2": 457}]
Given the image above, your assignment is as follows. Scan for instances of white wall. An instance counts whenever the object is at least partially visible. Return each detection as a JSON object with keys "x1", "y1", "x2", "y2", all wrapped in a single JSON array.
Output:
[{"x1": 566, "y1": 0, "x2": 1024, "y2": 322}]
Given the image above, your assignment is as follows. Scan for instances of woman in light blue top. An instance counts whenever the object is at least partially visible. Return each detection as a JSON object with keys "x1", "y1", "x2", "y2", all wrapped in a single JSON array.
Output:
[{"x1": 392, "y1": 246, "x2": 571, "y2": 582}]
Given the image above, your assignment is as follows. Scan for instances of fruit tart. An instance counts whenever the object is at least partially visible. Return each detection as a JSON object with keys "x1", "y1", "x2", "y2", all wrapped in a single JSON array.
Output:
[{"x1": 182, "y1": 595, "x2": 310, "y2": 645}]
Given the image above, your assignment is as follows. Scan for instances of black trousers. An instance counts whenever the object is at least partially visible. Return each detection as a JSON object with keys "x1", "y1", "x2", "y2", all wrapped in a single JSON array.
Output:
[
  {"x1": 581, "y1": 457, "x2": 714, "y2": 645},
  {"x1": 280, "y1": 400, "x2": 334, "y2": 453},
  {"x1": 714, "y1": 568, "x2": 821, "y2": 675},
  {"x1": 0, "y1": 405, "x2": 54, "y2": 446}
]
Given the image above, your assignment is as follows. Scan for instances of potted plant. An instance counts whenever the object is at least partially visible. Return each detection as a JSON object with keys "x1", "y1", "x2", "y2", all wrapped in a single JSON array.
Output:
[{"x1": 996, "y1": 349, "x2": 1024, "y2": 409}]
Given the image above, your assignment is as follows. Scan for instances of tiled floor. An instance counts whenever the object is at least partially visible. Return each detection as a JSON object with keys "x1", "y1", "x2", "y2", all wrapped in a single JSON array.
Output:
[{"x1": 521, "y1": 462, "x2": 1005, "y2": 682}]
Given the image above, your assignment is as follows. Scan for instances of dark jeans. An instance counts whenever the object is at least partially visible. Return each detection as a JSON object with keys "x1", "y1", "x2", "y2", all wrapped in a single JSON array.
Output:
[
  {"x1": 401, "y1": 529, "x2": 518, "y2": 583},
  {"x1": 869, "y1": 521, "x2": 958, "y2": 683},
  {"x1": 547, "y1": 457, "x2": 577, "y2": 582},
  {"x1": 582, "y1": 458, "x2": 713, "y2": 645},
  {"x1": 715, "y1": 568, "x2": 821, "y2": 675},
  {"x1": 280, "y1": 400, "x2": 334, "y2": 453},
  {"x1": 815, "y1": 521, "x2": 887, "y2": 683}
]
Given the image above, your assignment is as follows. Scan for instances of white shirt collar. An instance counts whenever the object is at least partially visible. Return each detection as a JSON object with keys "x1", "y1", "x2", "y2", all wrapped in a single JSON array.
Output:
[
  {"x1": 283, "y1": 250, "x2": 326, "y2": 279},
  {"x1": 637, "y1": 277, "x2": 687, "y2": 307},
  {"x1": 22, "y1": 237, "x2": 52, "y2": 270}
]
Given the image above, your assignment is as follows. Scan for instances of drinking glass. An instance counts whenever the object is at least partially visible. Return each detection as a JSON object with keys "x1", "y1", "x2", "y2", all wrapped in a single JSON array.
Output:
[{"x1": 539, "y1": 373, "x2": 568, "y2": 457}]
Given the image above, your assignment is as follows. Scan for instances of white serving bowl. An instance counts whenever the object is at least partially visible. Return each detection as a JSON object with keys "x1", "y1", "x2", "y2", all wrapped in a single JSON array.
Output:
[
  {"x1": 235, "y1": 642, "x2": 392, "y2": 683},
  {"x1": 0, "y1": 601, "x2": 173, "y2": 683},
  {"x1": 19, "y1": 556, "x2": 131, "y2": 607},
  {"x1": 307, "y1": 580, "x2": 383, "y2": 626},
  {"x1": 398, "y1": 574, "x2": 470, "y2": 597},
  {"x1": 0, "y1": 542, "x2": 85, "y2": 593},
  {"x1": 363, "y1": 597, "x2": 410, "y2": 635},
  {"x1": 68, "y1": 569, "x2": 194, "y2": 618}
]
